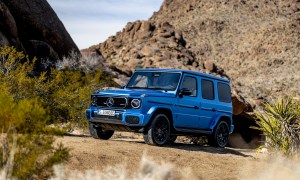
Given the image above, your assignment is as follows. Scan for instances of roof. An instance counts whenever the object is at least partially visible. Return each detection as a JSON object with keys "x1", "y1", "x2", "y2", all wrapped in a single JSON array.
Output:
[{"x1": 135, "y1": 68, "x2": 229, "y2": 82}]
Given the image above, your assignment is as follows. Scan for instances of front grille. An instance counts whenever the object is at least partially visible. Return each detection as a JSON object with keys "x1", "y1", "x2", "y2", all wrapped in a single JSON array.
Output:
[
  {"x1": 97, "y1": 114, "x2": 122, "y2": 120},
  {"x1": 93, "y1": 96, "x2": 128, "y2": 108}
]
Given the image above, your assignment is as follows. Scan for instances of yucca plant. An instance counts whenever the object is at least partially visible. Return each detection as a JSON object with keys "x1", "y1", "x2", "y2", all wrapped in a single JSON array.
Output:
[{"x1": 254, "y1": 97, "x2": 300, "y2": 156}]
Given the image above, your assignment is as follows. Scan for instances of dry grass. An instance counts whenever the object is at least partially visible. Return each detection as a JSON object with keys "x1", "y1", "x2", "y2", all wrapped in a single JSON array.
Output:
[
  {"x1": 2, "y1": 153, "x2": 300, "y2": 180},
  {"x1": 241, "y1": 154, "x2": 300, "y2": 180},
  {"x1": 55, "y1": 51, "x2": 108, "y2": 73},
  {"x1": 50, "y1": 154, "x2": 300, "y2": 180},
  {"x1": 50, "y1": 156, "x2": 192, "y2": 180}
]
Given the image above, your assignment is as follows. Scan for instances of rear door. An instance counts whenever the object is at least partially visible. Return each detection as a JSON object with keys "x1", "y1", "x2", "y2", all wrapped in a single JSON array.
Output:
[
  {"x1": 198, "y1": 78, "x2": 217, "y2": 129},
  {"x1": 174, "y1": 74, "x2": 200, "y2": 129}
]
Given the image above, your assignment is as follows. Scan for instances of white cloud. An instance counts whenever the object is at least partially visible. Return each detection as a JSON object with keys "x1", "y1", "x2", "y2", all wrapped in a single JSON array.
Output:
[{"x1": 48, "y1": 0, "x2": 163, "y2": 49}]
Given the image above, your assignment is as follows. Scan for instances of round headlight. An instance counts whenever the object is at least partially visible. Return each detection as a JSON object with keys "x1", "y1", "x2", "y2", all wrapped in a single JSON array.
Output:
[
  {"x1": 91, "y1": 96, "x2": 97, "y2": 106},
  {"x1": 131, "y1": 99, "x2": 141, "y2": 109}
]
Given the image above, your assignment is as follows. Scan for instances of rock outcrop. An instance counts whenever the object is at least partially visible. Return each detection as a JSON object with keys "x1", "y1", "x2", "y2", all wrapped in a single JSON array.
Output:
[
  {"x1": 0, "y1": 0, "x2": 79, "y2": 62},
  {"x1": 151, "y1": 0, "x2": 300, "y2": 102},
  {"x1": 86, "y1": 20, "x2": 228, "y2": 88}
]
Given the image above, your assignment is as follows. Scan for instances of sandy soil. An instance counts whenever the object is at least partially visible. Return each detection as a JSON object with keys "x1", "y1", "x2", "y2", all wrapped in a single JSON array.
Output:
[{"x1": 57, "y1": 133, "x2": 269, "y2": 179}]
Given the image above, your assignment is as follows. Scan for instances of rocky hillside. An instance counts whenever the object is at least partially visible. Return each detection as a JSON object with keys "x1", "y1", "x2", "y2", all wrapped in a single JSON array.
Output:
[
  {"x1": 151, "y1": 0, "x2": 300, "y2": 103},
  {"x1": 0, "y1": 0, "x2": 79, "y2": 63},
  {"x1": 86, "y1": 0, "x2": 299, "y2": 106},
  {"x1": 95, "y1": 20, "x2": 228, "y2": 84}
]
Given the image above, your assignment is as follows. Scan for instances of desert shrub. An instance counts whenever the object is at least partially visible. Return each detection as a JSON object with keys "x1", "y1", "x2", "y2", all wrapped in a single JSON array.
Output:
[
  {"x1": 254, "y1": 97, "x2": 300, "y2": 156},
  {"x1": 0, "y1": 46, "x2": 115, "y2": 127},
  {"x1": 0, "y1": 89, "x2": 69, "y2": 179},
  {"x1": 46, "y1": 69, "x2": 112, "y2": 127},
  {"x1": 0, "y1": 46, "x2": 114, "y2": 178},
  {"x1": 56, "y1": 50, "x2": 106, "y2": 73}
]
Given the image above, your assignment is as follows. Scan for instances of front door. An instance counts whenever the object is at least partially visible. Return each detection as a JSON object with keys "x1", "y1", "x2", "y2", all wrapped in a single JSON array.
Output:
[{"x1": 174, "y1": 74, "x2": 200, "y2": 129}]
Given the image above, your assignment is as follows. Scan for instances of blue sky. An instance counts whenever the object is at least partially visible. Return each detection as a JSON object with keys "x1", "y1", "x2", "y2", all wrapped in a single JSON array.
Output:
[{"x1": 48, "y1": 0, "x2": 163, "y2": 49}]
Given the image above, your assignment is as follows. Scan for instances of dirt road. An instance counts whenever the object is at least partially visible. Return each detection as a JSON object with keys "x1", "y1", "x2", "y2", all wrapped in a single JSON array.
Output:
[{"x1": 57, "y1": 133, "x2": 268, "y2": 179}]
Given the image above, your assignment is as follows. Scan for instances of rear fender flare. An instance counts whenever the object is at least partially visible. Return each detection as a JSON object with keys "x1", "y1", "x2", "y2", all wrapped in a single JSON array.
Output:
[{"x1": 209, "y1": 114, "x2": 232, "y2": 130}]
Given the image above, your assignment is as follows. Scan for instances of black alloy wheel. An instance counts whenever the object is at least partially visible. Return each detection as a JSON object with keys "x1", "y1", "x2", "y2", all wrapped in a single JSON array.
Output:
[
  {"x1": 143, "y1": 114, "x2": 170, "y2": 146},
  {"x1": 208, "y1": 121, "x2": 229, "y2": 148}
]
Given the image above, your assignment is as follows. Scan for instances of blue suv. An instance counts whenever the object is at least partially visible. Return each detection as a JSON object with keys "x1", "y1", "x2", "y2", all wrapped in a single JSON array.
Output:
[{"x1": 86, "y1": 68, "x2": 233, "y2": 147}]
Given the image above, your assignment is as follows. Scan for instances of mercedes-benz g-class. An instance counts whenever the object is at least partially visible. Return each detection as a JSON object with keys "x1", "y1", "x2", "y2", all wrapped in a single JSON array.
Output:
[{"x1": 86, "y1": 68, "x2": 233, "y2": 147}]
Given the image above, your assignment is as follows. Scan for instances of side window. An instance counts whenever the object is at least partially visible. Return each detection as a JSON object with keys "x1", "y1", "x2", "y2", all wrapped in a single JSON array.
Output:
[
  {"x1": 201, "y1": 79, "x2": 214, "y2": 100},
  {"x1": 217, "y1": 83, "x2": 231, "y2": 103},
  {"x1": 182, "y1": 76, "x2": 197, "y2": 97}
]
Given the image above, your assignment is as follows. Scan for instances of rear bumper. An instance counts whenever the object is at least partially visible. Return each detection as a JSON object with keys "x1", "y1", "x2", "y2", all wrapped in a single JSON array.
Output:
[{"x1": 230, "y1": 125, "x2": 234, "y2": 134}]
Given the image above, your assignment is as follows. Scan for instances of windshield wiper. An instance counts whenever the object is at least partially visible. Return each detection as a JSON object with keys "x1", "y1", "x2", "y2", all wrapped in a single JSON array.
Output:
[{"x1": 147, "y1": 87, "x2": 171, "y2": 92}]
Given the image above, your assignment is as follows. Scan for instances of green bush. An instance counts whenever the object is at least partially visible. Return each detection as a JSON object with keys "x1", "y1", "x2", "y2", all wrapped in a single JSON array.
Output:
[
  {"x1": 0, "y1": 89, "x2": 69, "y2": 179},
  {"x1": 0, "y1": 46, "x2": 115, "y2": 127},
  {"x1": 0, "y1": 46, "x2": 115, "y2": 178},
  {"x1": 254, "y1": 97, "x2": 300, "y2": 156}
]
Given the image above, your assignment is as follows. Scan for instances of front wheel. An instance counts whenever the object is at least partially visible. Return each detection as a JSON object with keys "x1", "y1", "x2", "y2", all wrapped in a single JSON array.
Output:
[
  {"x1": 143, "y1": 114, "x2": 170, "y2": 146},
  {"x1": 208, "y1": 121, "x2": 229, "y2": 147},
  {"x1": 89, "y1": 123, "x2": 114, "y2": 140}
]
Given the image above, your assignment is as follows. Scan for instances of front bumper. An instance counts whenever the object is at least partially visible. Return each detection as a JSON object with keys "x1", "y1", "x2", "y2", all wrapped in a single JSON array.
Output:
[{"x1": 86, "y1": 109, "x2": 146, "y2": 126}]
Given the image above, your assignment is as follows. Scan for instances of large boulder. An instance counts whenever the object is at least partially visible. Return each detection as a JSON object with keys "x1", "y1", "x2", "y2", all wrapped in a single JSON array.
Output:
[{"x1": 0, "y1": 0, "x2": 79, "y2": 63}]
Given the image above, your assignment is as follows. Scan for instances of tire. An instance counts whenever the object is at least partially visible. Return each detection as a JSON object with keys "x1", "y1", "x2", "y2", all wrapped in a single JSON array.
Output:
[
  {"x1": 208, "y1": 121, "x2": 229, "y2": 148},
  {"x1": 88, "y1": 122, "x2": 114, "y2": 140},
  {"x1": 143, "y1": 114, "x2": 170, "y2": 146},
  {"x1": 168, "y1": 135, "x2": 177, "y2": 144}
]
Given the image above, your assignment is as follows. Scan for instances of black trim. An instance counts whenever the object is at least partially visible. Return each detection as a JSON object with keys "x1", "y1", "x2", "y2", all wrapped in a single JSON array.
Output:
[
  {"x1": 216, "y1": 109, "x2": 232, "y2": 114},
  {"x1": 91, "y1": 118, "x2": 124, "y2": 125},
  {"x1": 201, "y1": 107, "x2": 231, "y2": 114},
  {"x1": 175, "y1": 127, "x2": 212, "y2": 134},
  {"x1": 201, "y1": 107, "x2": 215, "y2": 111},
  {"x1": 147, "y1": 100, "x2": 173, "y2": 106},
  {"x1": 177, "y1": 104, "x2": 197, "y2": 109}
]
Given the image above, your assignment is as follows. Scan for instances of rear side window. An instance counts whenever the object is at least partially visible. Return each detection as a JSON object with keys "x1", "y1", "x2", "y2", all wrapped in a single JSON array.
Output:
[
  {"x1": 217, "y1": 83, "x2": 231, "y2": 103},
  {"x1": 201, "y1": 79, "x2": 214, "y2": 100}
]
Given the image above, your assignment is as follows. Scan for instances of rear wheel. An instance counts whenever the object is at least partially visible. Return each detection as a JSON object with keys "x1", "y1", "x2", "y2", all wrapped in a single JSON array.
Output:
[
  {"x1": 143, "y1": 114, "x2": 170, "y2": 146},
  {"x1": 89, "y1": 122, "x2": 114, "y2": 140},
  {"x1": 208, "y1": 121, "x2": 229, "y2": 147}
]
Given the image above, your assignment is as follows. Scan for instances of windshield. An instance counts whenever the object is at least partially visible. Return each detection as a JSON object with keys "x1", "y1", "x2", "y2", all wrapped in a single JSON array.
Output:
[{"x1": 126, "y1": 72, "x2": 181, "y2": 91}]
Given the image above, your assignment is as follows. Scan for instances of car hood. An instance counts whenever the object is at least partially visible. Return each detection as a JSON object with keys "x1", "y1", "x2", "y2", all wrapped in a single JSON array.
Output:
[{"x1": 94, "y1": 89, "x2": 176, "y2": 98}]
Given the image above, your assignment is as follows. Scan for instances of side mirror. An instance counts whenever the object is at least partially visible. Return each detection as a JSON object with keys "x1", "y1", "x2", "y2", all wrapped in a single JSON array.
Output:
[{"x1": 179, "y1": 88, "x2": 192, "y2": 97}]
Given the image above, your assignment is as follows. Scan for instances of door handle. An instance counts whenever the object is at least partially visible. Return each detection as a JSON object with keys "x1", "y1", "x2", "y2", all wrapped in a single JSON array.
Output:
[
  {"x1": 212, "y1": 108, "x2": 216, "y2": 112},
  {"x1": 194, "y1": 106, "x2": 199, "y2": 109}
]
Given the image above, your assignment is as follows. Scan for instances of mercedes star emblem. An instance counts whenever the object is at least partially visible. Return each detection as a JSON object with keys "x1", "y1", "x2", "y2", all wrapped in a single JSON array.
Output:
[{"x1": 106, "y1": 97, "x2": 114, "y2": 107}]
